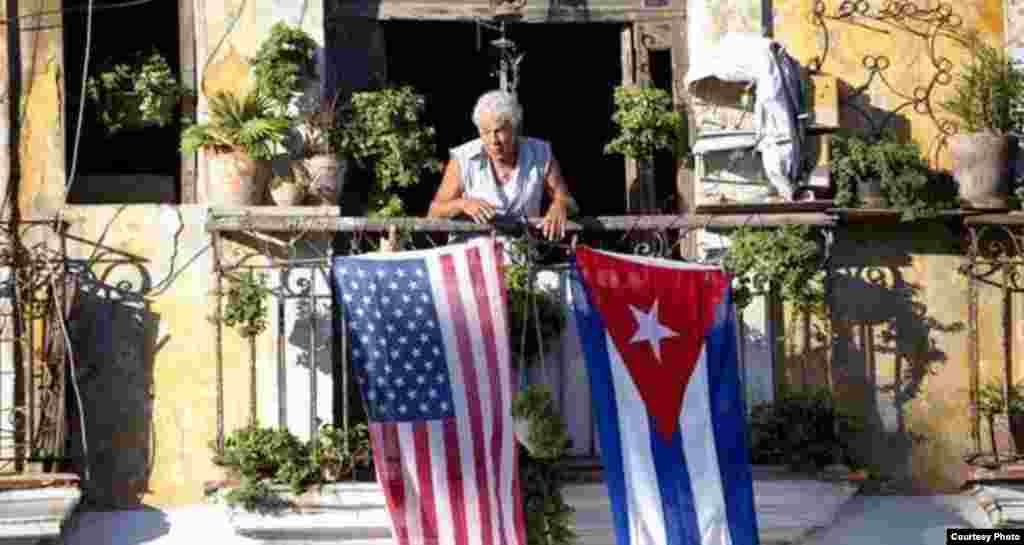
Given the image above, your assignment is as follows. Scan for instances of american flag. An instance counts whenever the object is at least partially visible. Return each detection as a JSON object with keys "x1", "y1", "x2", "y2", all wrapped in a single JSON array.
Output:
[{"x1": 332, "y1": 238, "x2": 525, "y2": 545}]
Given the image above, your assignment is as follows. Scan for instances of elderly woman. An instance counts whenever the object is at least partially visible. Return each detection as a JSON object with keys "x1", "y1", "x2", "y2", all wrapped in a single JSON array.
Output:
[{"x1": 427, "y1": 90, "x2": 576, "y2": 241}]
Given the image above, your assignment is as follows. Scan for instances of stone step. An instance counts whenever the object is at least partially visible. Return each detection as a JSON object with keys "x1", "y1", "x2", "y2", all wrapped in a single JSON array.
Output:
[{"x1": 221, "y1": 478, "x2": 859, "y2": 545}]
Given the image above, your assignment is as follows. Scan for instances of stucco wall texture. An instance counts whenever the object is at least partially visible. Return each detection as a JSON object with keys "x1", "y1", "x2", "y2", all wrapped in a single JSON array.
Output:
[{"x1": 0, "y1": 0, "x2": 1016, "y2": 507}]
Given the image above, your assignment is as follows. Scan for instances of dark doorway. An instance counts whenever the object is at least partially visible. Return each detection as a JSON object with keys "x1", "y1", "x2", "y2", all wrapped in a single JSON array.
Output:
[
  {"x1": 383, "y1": 21, "x2": 626, "y2": 216},
  {"x1": 62, "y1": 0, "x2": 182, "y2": 204}
]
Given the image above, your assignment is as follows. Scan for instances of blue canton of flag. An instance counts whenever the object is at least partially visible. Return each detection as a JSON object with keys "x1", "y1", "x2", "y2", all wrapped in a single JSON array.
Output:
[{"x1": 339, "y1": 257, "x2": 455, "y2": 423}]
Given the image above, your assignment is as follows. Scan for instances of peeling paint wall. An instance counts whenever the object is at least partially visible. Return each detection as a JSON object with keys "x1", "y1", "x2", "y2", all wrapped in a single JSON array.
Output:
[
  {"x1": 0, "y1": 0, "x2": 1016, "y2": 508},
  {"x1": 16, "y1": 1, "x2": 66, "y2": 220},
  {"x1": 774, "y1": 0, "x2": 1005, "y2": 168}
]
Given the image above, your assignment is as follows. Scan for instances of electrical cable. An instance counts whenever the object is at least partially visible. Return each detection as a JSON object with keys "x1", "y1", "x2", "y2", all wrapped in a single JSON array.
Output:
[
  {"x1": 63, "y1": 0, "x2": 94, "y2": 201},
  {"x1": 53, "y1": 276, "x2": 89, "y2": 483}
]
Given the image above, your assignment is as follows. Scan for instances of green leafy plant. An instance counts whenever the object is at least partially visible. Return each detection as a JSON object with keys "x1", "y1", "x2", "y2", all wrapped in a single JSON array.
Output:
[
  {"x1": 86, "y1": 49, "x2": 188, "y2": 133},
  {"x1": 749, "y1": 386, "x2": 863, "y2": 471},
  {"x1": 942, "y1": 32, "x2": 1024, "y2": 134},
  {"x1": 311, "y1": 423, "x2": 373, "y2": 481},
  {"x1": 512, "y1": 385, "x2": 574, "y2": 545},
  {"x1": 832, "y1": 132, "x2": 957, "y2": 221},
  {"x1": 213, "y1": 424, "x2": 313, "y2": 493},
  {"x1": 336, "y1": 86, "x2": 442, "y2": 217},
  {"x1": 521, "y1": 449, "x2": 576, "y2": 545},
  {"x1": 977, "y1": 381, "x2": 1024, "y2": 416},
  {"x1": 604, "y1": 85, "x2": 684, "y2": 161},
  {"x1": 512, "y1": 385, "x2": 570, "y2": 460},
  {"x1": 223, "y1": 477, "x2": 289, "y2": 513},
  {"x1": 250, "y1": 22, "x2": 319, "y2": 113},
  {"x1": 222, "y1": 271, "x2": 271, "y2": 337},
  {"x1": 180, "y1": 91, "x2": 290, "y2": 160},
  {"x1": 720, "y1": 225, "x2": 825, "y2": 312}
]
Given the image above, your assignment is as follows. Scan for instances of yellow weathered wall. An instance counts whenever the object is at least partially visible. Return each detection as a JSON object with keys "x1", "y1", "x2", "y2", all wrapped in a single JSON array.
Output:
[
  {"x1": 16, "y1": 1, "x2": 66, "y2": 220},
  {"x1": 1, "y1": 0, "x2": 1015, "y2": 505},
  {"x1": 2, "y1": 0, "x2": 323, "y2": 508},
  {"x1": 774, "y1": 0, "x2": 1005, "y2": 168}
]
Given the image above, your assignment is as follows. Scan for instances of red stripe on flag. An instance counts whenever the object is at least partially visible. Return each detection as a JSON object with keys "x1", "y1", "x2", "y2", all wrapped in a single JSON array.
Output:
[
  {"x1": 466, "y1": 245, "x2": 511, "y2": 545},
  {"x1": 413, "y1": 422, "x2": 439, "y2": 543},
  {"x1": 445, "y1": 418, "x2": 470, "y2": 545},
  {"x1": 440, "y1": 253, "x2": 495, "y2": 545},
  {"x1": 370, "y1": 422, "x2": 409, "y2": 545}
]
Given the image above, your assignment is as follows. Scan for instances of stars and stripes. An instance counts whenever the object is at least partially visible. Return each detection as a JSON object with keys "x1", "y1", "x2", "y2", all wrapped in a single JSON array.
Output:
[{"x1": 333, "y1": 238, "x2": 525, "y2": 545}]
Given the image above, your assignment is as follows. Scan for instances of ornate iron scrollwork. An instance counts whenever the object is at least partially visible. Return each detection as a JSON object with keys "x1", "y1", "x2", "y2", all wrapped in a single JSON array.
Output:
[{"x1": 810, "y1": 0, "x2": 964, "y2": 142}]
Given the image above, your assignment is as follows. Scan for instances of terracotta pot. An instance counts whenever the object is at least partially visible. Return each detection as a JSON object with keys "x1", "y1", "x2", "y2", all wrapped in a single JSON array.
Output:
[
  {"x1": 294, "y1": 155, "x2": 348, "y2": 205},
  {"x1": 270, "y1": 183, "x2": 307, "y2": 206},
  {"x1": 207, "y1": 151, "x2": 269, "y2": 206},
  {"x1": 949, "y1": 132, "x2": 1012, "y2": 209}
]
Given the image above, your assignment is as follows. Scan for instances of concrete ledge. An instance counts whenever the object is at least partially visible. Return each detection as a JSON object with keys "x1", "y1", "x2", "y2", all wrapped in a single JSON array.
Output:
[
  {"x1": 211, "y1": 477, "x2": 859, "y2": 545},
  {"x1": 0, "y1": 476, "x2": 82, "y2": 545}
]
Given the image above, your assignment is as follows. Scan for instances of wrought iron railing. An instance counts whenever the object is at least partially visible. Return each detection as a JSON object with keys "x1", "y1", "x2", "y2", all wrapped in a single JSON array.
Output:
[{"x1": 206, "y1": 211, "x2": 837, "y2": 466}]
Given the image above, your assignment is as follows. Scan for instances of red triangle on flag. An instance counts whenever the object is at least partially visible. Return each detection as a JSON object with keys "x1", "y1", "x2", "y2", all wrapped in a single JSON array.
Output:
[{"x1": 576, "y1": 247, "x2": 728, "y2": 442}]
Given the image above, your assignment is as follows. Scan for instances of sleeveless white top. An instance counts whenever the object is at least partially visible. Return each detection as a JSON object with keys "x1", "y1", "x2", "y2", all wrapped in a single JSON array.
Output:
[{"x1": 450, "y1": 137, "x2": 552, "y2": 219}]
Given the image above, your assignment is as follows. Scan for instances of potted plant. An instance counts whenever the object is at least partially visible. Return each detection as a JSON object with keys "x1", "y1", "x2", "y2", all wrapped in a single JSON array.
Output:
[
  {"x1": 311, "y1": 423, "x2": 372, "y2": 482},
  {"x1": 977, "y1": 381, "x2": 1024, "y2": 458},
  {"x1": 180, "y1": 91, "x2": 290, "y2": 206},
  {"x1": 748, "y1": 386, "x2": 863, "y2": 472},
  {"x1": 604, "y1": 84, "x2": 684, "y2": 162},
  {"x1": 86, "y1": 49, "x2": 189, "y2": 134},
  {"x1": 832, "y1": 132, "x2": 958, "y2": 220},
  {"x1": 222, "y1": 271, "x2": 271, "y2": 338},
  {"x1": 336, "y1": 86, "x2": 442, "y2": 217},
  {"x1": 942, "y1": 32, "x2": 1024, "y2": 209},
  {"x1": 292, "y1": 94, "x2": 348, "y2": 205},
  {"x1": 269, "y1": 174, "x2": 308, "y2": 206},
  {"x1": 250, "y1": 22, "x2": 319, "y2": 115}
]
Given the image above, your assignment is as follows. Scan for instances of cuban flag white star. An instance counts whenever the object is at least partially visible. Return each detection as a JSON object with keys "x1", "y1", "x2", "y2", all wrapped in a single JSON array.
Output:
[{"x1": 628, "y1": 299, "x2": 678, "y2": 362}]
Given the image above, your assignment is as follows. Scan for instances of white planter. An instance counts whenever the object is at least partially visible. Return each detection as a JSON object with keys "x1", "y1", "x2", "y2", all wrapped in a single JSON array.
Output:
[
  {"x1": 0, "y1": 475, "x2": 82, "y2": 545},
  {"x1": 220, "y1": 482, "x2": 391, "y2": 542}
]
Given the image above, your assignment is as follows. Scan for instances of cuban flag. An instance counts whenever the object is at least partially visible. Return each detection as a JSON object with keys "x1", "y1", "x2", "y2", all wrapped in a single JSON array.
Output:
[{"x1": 570, "y1": 245, "x2": 759, "y2": 545}]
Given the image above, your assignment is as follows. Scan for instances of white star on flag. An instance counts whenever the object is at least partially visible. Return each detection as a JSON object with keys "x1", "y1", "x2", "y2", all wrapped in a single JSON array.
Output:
[{"x1": 628, "y1": 299, "x2": 678, "y2": 362}]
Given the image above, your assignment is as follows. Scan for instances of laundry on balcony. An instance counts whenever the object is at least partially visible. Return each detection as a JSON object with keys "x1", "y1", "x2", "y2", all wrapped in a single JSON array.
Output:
[{"x1": 685, "y1": 32, "x2": 808, "y2": 203}]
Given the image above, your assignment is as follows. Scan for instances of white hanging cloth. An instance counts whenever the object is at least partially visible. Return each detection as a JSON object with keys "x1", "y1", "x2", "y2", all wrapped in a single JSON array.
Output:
[{"x1": 685, "y1": 33, "x2": 805, "y2": 199}]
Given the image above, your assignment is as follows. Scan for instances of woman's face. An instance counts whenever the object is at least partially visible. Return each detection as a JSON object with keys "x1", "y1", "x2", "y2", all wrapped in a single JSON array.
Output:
[{"x1": 477, "y1": 111, "x2": 517, "y2": 163}]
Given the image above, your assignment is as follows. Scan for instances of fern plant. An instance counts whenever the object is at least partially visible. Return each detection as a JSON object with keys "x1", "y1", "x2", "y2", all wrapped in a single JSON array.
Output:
[{"x1": 180, "y1": 91, "x2": 290, "y2": 160}]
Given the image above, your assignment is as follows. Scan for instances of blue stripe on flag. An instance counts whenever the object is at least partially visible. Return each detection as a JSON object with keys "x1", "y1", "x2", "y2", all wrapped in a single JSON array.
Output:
[
  {"x1": 650, "y1": 425, "x2": 699, "y2": 545},
  {"x1": 705, "y1": 291, "x2": 759, "y2": 545},
  {"x1": 569, "y1": 263, "x2": 632, "y2": 545}
]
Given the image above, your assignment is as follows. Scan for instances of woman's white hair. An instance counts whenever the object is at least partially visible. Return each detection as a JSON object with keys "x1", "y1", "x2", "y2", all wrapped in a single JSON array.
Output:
[{"x1": 471, "y1": 90, "x2": 523, "y2": 132}]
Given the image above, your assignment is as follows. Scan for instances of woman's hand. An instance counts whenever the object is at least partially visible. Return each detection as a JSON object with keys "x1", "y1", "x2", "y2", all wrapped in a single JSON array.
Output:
[
  {"x1": 461, "y1": 198, "x2": 497, "y2": 224},
  {"x1": 541, "y1": 200, "x2": 569, "y2": 241}
]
